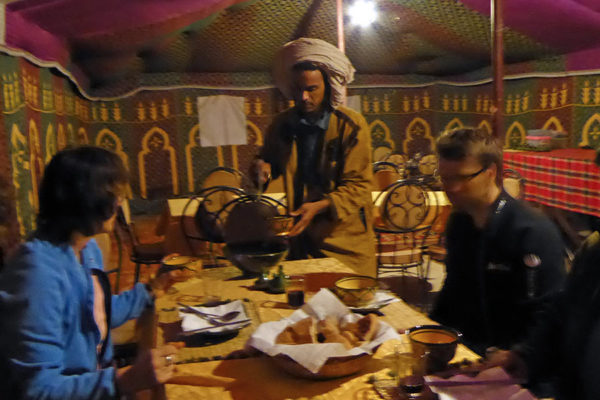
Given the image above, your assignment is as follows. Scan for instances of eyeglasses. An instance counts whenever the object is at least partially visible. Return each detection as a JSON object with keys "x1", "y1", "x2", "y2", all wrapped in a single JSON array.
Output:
[{"x1": 440, "y1": 166, "x2": 488, "y2": 186}]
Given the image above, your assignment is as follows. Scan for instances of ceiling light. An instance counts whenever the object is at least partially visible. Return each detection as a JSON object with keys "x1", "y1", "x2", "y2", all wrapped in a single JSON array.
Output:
[{"x1": 348, "y1": 0, "x2": 377, "y2": 27}]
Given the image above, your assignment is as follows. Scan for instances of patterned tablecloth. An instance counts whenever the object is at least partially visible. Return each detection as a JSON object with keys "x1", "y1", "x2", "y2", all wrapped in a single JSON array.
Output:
[
  {"x1": 504, "y1": 149, "x2": 600, "y2": 217},
  {"x1": 151, "y1": 258, "x2": 480, "y2": 400}
]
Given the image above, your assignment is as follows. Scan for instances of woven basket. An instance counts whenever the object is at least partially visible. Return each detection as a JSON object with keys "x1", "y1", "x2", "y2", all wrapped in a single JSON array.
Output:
[{"x1": 270, "y1": 353, "x2": 372, "y2": 379}]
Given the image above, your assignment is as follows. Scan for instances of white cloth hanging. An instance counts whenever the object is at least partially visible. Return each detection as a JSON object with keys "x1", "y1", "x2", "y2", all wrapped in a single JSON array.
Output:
[{"x1": 197, "y1": 95, "x2": 247, "y2": 147}]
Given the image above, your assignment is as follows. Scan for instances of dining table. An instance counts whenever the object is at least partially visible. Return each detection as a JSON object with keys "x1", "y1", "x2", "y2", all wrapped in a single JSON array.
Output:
[{"x1": 146, "y1": 257, "x2": 481, "y2": 400}]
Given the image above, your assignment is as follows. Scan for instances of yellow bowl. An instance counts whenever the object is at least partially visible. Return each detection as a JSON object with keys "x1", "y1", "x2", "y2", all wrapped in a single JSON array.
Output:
[
  {"x1": 407, "y1": 325, "x2": 461, "y2": 373},
  {"x1": 334, "y1": 276, "x2": 378, "y2": 307}
]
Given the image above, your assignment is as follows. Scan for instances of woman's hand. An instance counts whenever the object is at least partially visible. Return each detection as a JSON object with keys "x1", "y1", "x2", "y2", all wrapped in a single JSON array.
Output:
[
  {"x1": 149, "y1": 254, "x2": 195, "y2": 297},
  {"x1": 116, "y1": 342, "x2": 184, "y2": 394}
]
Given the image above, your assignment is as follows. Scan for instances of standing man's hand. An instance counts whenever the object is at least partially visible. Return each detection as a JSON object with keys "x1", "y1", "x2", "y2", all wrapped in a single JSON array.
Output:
[
  {"x1": 288, "y1": 199, "x2": 331, "y2": 236},
  {"x1": 251, "y1": 159, "x2": 272, "y2": 187}
]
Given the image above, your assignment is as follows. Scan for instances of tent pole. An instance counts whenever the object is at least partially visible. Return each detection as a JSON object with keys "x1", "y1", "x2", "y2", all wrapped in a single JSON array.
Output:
[
  {"x1": 336, "y1": 0, "x2": 345, "y2": 53},
  {"x1": 491, "y1": 0, "x2": 505, "y2": 144}
]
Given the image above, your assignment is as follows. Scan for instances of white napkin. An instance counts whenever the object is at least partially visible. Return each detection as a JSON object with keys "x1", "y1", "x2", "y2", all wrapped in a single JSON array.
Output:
[
  {"x1": 247, "y1": 288, "x2": 401, "y2": 373},
  {"x1": 179, "y1": 300, "x2": 250, "y2": 335},
  {"x1": 425, "y1": 367, "x2": 536, "y2": 400},
  {"x1": 350, "y1": 291, "x2": 399, "y2": 310}
]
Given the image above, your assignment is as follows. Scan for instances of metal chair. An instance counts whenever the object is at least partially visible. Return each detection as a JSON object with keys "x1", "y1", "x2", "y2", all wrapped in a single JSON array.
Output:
[
  {"x1": 374, "y1": 178, "x2": 439, "y2": 279},
  {"x1": 181, "y1": 185, "x2": 246, "y2": 264}
]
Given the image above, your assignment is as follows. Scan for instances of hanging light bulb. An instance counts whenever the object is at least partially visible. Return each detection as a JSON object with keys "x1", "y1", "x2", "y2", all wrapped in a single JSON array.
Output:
[{"x1": 348, "y1": 0, "x2": 377, "y2": 27}]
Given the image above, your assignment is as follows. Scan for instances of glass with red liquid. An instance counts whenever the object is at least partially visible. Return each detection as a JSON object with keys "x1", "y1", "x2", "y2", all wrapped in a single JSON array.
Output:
[
  {"x1": 285, "y1": 276, "x2": 305, "y2": 307},
  {"x1": 395, "y1": 342, "x2": 426, "y2": 398}
]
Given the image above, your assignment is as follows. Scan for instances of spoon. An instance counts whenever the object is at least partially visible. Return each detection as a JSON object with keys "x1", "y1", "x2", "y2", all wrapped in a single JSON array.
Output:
[{"x1": 177, "y1": 303, "x2": 241, "y2": 323}]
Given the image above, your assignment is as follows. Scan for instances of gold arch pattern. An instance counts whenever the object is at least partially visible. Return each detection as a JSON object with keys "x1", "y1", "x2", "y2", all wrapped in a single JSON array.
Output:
[
  {"x1": 28, "y1": 120, "x2": 43, "y2": 211},
  {"x1": 478, "y1": 120, "x2": 492, "y2": 135},
  {"x1": 57, "y1": 124, "x2": 66, "y2": 150},
  {"x1": 67, "y1": 124, "x2": 75, "y2": 144},
  {"x1": 231, "y1": 146, "x2": 239, "y2": 170},
  {"x1": 246, "y1": 120, "x2": 263, "y2": 146},
  {"x1": 95, "y1": 128, "x2": 130, "y2": 171},
  {"x1": 403, "y1": 117, "x2": 433, "y2": 154},
  {"x1": 505, "y1": 121, "x2": 526, "y2": 147},
  {"x1": 11, "y1": 124, "x2": 29, "y2": 235},
  {"x1": 369, "y1": 119, "x2": 395, "y2": 161},
  {"x1": 185, "y1": 124, "x2": 200, "y2": 192},
  {"x1": 45, "y1": 124, "x2": 56, "y2": 163},
  {"x1": 77, "y1": 127, "x2": 89, "y2": 144},
  {"x1": 542, "y1": 116, "x2": 565, "y2": 133},
  {"x1": 444, "y1": 118, "x2": 464, "y2": 132},
  {"x1": 138, "y1": 127, "x2": 178, "y2": 198},
  {"x1": 580, "y1": 113, "x2": 600, "y2": 148}
]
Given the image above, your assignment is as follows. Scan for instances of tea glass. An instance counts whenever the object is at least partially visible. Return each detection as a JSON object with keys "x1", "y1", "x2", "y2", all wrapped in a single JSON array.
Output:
[
  {"x1": 395, "y1": 342, "x2": 426, "y2": 397},
  {"x1": 285, "y1": 276, "x2": 305, "y2": 307}
]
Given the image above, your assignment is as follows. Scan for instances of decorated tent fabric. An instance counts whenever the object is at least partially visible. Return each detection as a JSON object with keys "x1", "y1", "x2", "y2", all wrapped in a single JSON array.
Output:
[
  {"x1": 2, "y1": 55, "x2": 600, "y2": 241},
  {"x1": 3, "y1": 0, "x2": 600, "y2": 99}
]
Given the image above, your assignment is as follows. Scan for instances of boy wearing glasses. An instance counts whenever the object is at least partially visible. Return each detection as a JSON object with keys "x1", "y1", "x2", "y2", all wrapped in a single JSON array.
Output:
[{"x1": 430, "y1": 127, "x2": 566, "y2": 354}]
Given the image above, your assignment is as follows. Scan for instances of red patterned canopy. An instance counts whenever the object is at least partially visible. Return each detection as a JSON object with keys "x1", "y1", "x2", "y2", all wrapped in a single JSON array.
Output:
[{"x1": 5, "y1": 0, "x2": 600, "y2": 98}]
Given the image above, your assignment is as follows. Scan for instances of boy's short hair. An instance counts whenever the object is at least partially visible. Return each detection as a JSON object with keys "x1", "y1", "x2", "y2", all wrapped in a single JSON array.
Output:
[{"x1": 436, "y1": 127, "x2": 503, "y2": 172}]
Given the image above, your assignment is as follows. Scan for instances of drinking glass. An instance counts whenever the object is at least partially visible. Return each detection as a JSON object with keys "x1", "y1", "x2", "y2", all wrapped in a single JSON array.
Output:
[
  {"x1": 285, "y1": 276, "x2": 305, "y2": 307},
  {"x1": 395, "y1": 342, "x2": 426, "y2": 397}
]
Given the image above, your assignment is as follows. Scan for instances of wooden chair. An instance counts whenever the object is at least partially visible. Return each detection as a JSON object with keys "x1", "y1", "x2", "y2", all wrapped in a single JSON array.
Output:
[
  {"x1": 503, "y1": 168, "x2": 525, "y2": 199},
  {"x1": 93, "y1": 232, "x2": 123, "y2": 293},
  {"x1": 373, "y1": 161, "x2": 403, "y2": 191},
  {"x1": 118, "y1": 199, "x2": 166, "y2": 284}
]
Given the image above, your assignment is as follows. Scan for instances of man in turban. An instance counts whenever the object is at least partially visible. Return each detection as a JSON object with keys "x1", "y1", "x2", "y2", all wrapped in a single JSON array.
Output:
[{"x1": 252, "y1": 38, "x2": 376, "y2": 276}]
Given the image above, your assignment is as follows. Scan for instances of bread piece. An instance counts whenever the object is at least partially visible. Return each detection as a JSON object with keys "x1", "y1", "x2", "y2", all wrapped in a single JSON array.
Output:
[
  {"x1": 356, "y1": 314, "x2": 379, "y2": 342},
  {"x1": 340, "y1": 330, "x2": 360, "y2": 347},
  {"x1": 290, "y1": 317, "x2": 316, "y2": 344},
  {"x1": 324, "y1": 333, "x2": 353, "y2": 349},
  {"x1": 316, "y1": 316, "x2": 340, "y2": 337},
  {"x1": 276, "y1": 326, "x2": 297, "y2": 344},
  {"x1": 340, "y1": 321, "x2": 360, "y2": 339}
]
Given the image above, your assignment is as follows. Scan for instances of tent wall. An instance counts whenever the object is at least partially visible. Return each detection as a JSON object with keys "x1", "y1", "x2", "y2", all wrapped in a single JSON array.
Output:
[{"x1": 2, "y1": 54, "x2": 600, "y2": 246}]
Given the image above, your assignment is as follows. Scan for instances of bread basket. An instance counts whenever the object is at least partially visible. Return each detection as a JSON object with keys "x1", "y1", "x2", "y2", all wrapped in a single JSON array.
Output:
[{"x1": 270, "y1": 352, "x2": 373, "y2": 379}]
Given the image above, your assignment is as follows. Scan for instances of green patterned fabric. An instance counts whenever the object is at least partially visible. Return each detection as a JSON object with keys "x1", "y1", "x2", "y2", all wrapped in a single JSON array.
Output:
[{"x1": 2, "y1": 55, "x2": 600, "y2": 242}]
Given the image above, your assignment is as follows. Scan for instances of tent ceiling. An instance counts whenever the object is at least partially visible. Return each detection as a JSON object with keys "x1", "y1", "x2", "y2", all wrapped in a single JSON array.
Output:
[{"x1": 5, "y1": 0, "x2": 600, "y2": 98}]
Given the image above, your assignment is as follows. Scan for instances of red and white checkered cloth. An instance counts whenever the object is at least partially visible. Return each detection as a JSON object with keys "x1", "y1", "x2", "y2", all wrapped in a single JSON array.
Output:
[{"x1": 504, "y1": 149, "x2": 600, "y2": 217}]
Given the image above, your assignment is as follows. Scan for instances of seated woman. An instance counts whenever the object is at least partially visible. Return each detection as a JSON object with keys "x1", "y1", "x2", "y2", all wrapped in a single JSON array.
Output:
[{"x1": 0, "y1": 146, "x2": 183, "y2": 399}]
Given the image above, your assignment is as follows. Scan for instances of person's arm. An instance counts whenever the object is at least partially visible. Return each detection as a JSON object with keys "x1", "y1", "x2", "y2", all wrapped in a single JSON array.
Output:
[
  {"x1": 0, "y1": 251, "x2": 120, "y2": 399},
  {"x1": 429, "y1": 215, "x2": 459, "y2": 325},
  {"x1": 518, "y1": 216, "x2": 566, "y2": 318},
  {"x1": 111, "y1": 269, "x2": 189, "y2": 328},
  {"x1": 507, "y1": 215, "x2": 567, "y2": 380},
  {"x1": 325, "y1": 110, "x2": 373, "y2": 223}
]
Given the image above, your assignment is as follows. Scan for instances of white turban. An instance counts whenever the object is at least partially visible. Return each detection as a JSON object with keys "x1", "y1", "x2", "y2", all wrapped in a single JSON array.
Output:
[{"x1": 272, "y1": 37, "x2": 356, "y2": 109}]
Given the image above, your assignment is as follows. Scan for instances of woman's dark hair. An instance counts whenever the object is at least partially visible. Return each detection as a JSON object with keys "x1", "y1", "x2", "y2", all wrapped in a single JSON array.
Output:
[{"x1": 36, "y1": 146, "x2": 128, "y2": 243}]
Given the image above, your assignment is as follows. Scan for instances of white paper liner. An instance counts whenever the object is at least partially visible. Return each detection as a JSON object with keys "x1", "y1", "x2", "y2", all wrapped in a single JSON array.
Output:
[
  {"x1": 179, "y1": 300, "x2": 250, "y2": 334},
  {"x1": 247, "y1": 288, "x2": 401, "y2": 373}
]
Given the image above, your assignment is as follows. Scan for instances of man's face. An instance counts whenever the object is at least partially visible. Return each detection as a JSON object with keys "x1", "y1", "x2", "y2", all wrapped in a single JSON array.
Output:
[
  {"x1": 438, "y1": 155, "x2": 496, "y2": 211},
  {"x1": 292, "y1": 69, "x2": 326, "y2": 115}
]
